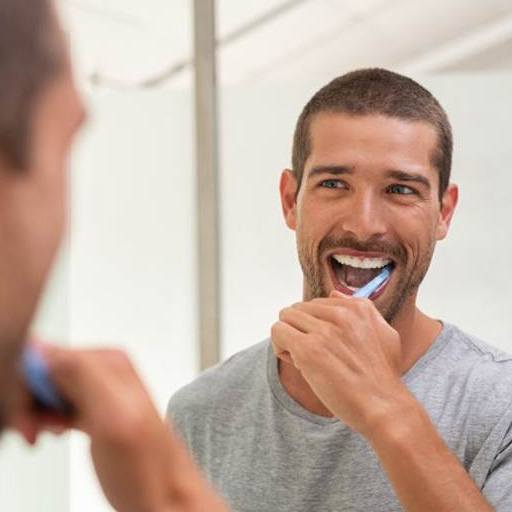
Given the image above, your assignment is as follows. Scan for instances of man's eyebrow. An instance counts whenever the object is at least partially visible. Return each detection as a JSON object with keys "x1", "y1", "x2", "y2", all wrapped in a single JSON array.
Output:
[
  {"x1": 386, "y1": 169, "x2": 431, "y2": 190},
  {"x1": 307, "y1": 165, "x2": 353, "y2": 178}
]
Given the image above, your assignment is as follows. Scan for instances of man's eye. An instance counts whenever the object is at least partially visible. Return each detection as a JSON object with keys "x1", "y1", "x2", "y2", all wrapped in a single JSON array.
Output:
[
  {"x1": 320, "y1": 179, "x2": 345, "y2": 189},
  {"x1": 388, "y1": 184, "x2": 416, "y2": 195}
]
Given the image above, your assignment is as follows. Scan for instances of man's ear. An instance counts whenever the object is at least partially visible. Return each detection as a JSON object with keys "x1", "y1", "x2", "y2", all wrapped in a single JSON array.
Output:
[
  {"x1": 435, "y1": 183, "x2": 458, "y2": 241},
  {"x1": 279, "y1": 169, "x2": 298, "y2": 231}
]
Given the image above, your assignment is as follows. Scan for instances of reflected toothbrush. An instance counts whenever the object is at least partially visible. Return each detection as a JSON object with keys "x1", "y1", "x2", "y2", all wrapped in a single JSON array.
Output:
[
  {"x1": 352, "y1": 265, "x2": 392, "y2": 299},
  {"x1": 22, "y1": 346, "x2": 73, "y2": 416}
]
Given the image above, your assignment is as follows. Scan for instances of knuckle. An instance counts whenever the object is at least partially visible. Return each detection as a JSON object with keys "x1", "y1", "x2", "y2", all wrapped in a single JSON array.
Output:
[
  {"x1": 278, "y1": 308, "x2": 289, "y2": 321},
  {"x1": 353, "y1": 297, "x2": 369, "y2": 311},
  {"x1": 271, "y1": 321, "x2": 281, "y2": 335},
  {"x1": 109, "y1": 348, "x2": 131, "y2": 366},
  {"x1": 322, "y1": 323, "x2": 338, "y2": 341},
  {"x1": 101, "y1": 348, "x2": 134, "y2": 373},
  {"x1": 333, "y1": 308, "x2": 346, "y2": 326},
  {"x1": 306, "y1": 338, "x2": 325, "y2": 363}
]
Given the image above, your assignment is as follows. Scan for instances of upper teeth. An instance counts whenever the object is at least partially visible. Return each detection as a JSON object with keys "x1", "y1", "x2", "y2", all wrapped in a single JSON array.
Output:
[{"x1": 332, "y1": 254, "x2": 391, "y2": 269}]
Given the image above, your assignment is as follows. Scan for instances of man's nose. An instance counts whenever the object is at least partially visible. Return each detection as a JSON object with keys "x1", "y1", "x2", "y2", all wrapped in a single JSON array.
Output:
[{"x1": 339, "y1": 193, "x2": 387, "y2": 241}]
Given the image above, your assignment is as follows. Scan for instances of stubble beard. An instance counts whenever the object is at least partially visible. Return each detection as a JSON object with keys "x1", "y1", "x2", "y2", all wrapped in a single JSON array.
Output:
[{"x1": 297, "y1": 234, "x2": 436, "y2": 324}]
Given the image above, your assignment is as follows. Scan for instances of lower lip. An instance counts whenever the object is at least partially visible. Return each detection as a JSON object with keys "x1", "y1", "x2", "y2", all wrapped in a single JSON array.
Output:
[{"x1": 328, "y1": 261, "x2": 393, "y2": 300}]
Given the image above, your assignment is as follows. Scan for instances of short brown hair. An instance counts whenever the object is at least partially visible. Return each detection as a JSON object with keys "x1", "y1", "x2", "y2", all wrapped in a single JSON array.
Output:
[
  {"x1": 0, "y1": 0, "x2": 64, "y2": 170},
  {"x1": 292, "y1": 68, "x2": 452, "y2": 200}
]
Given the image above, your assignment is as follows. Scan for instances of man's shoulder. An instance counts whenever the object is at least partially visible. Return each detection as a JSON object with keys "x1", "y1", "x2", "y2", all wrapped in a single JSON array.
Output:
[
  {"x1": 167, "y1": 339, "x2": 269, "y2": 422},
  {"x1": 443, "y1": 323, "x2": 512, "y2": 407},
  {"x1": 448, "y1": 323, "x2": 512, "y2": 362},
  {"x1": 447, "y1": 323, "x2": 512, "y2": 370}
]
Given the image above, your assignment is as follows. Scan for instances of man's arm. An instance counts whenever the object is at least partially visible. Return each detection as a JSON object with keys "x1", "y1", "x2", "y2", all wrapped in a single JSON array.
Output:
[
  {"x1": 367, "y1": 390, "x2": 494, "y2": 511},
  {"x1": 11, "y1": 346, "x2": 227, "y2": 512},
  {"x1": 272, "y1": 293, "x2": 494, "y2": 512}
]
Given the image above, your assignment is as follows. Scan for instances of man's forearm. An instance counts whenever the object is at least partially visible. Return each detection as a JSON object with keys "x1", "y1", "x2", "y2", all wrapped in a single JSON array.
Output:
[{"x1": 367, "y1": 396, "x2": 493, "y2": 512}]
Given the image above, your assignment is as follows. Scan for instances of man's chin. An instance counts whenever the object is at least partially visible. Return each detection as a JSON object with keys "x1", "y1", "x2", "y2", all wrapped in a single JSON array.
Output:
[
  {"x1": 0, "y1": 389, "x2": 14, "y2": 436},
  {"x1": 0, "y1": 409, "x2": 7, "y2": 436},
  {"x1": 0, "y1": 352, "x2": 26, "y2": 435}
]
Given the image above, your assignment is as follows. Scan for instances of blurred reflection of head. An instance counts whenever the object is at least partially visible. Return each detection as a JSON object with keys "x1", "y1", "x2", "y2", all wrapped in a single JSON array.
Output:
[{"x1": 0, "y1": 0, "x2": 86, "y2": 430}]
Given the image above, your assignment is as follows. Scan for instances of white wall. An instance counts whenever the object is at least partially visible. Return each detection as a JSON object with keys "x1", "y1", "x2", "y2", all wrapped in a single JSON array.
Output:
[
  {"x1": 67, "y1": 88, "x2": 197, "y2": 511},
  {"x1": 418, "y1": 74, "x2": 512, "y2": 346}
]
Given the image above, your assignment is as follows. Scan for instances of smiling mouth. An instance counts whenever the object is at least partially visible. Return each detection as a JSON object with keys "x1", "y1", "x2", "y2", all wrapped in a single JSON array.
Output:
[{"x1": 329, "y1": 254, "x2": 395, "y2": 296}]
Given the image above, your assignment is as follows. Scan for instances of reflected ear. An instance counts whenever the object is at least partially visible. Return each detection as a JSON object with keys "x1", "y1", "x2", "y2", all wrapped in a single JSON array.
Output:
[
  {"x1": 279, "y1": 169, "x2": 298, "y2": 231},
  {"x1": 435, "y1": 183, "x2": 458, "y2": 241}
]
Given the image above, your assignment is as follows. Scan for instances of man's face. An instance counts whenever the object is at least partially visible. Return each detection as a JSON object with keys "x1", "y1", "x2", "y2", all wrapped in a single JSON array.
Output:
[
  {"x1": 0, "y1": 52, "x2": 86, "y2": 427},
  {"x1": 280, "y1": 112, "x2": 457, "y2": 323}
]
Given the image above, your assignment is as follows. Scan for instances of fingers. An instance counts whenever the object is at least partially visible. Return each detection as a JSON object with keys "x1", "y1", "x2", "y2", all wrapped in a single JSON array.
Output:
[
  {"x1": 317, "y1": 293, "x2": 370, "y2": 307},
  {"x1": 305, "y1": 295, "x2": 379, "y2": 322},
  {"x1": 291, "y1": 301, "x2": 347, "y2": 327},
  {"x1": 9, "y1": 389, "x2": 72, "y2": 444},
  {"x1": 274, "y1": 303, "x2": 349, "y2": 365},
  {"x1": 37, "y1": 346, "x2": 153, "y2": 438},
  {"x1": 278, "y1": 307, "x2": 325, "y2": 334},
  {"x1": 18, "y1": 343, "x2": 229, "y2": 511},
  {"x1": 271, "y1": 320, "x2": 306, "y2": 365},
  {"x1": 42, "y1": 346, "x2": 138, "y2": 400}
]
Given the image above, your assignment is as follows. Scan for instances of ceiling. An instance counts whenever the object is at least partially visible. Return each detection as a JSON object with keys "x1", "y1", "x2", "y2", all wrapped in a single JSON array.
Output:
[{"x1": 59, "y1": 0, "x2": 512, "y2": 89}]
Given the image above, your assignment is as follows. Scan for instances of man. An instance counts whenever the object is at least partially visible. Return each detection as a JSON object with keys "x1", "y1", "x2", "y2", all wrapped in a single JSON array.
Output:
[
  {"x1": 0, "y1": 2, "x2": 227, "y2": 510},
  {"x1": 167, "y1": 69, "x2": 512, "y2": 511}
]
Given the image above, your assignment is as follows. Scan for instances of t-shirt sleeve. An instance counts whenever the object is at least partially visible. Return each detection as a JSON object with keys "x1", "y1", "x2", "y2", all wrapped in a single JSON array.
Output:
[
  {"x1": 166, "y1": 390, "x2": 192, "y2": 442},
  {"x1": 481, "y1": 423, "x2": 512, "y2": 510}
]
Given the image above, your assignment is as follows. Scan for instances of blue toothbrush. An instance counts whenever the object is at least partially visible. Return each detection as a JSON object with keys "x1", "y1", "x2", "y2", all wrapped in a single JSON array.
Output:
[
  {"x1": 352, "y1": 265, "x2": 392, "y2": 299},
  {"x1": 22, "y1": 346, "x2": 72, "y2": 416}
]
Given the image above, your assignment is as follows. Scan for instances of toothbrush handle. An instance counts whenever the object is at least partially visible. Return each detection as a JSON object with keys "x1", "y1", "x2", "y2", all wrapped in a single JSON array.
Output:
[
  {"x1": 22, "y1": 346, "x2": 74, "y2": 416},
  {"x1": 353, "y1": 266, "x2": 391, "y2": 299}
]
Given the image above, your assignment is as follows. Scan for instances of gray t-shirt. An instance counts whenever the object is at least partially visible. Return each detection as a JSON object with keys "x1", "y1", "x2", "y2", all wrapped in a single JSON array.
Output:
[{"x1": 167, "y1": 323, "x2": 512, "y2": 511}]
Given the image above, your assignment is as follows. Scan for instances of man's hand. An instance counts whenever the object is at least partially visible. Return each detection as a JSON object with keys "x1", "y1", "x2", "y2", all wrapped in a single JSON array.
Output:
[
  {"x1": 272, "y1": 293, "x2": 495, "y2": 511},
  {"x1": 11, "y1": 346, "x2": 227, "y2": 512},
  {"x1": 271, "y1": 290, "x2": 413, "y2": 437}
]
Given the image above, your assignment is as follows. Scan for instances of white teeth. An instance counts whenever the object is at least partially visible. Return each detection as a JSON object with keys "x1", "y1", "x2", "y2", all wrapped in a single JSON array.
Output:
[{"x1": 332, "y1": 254, "x2": 391, "y2": 269}]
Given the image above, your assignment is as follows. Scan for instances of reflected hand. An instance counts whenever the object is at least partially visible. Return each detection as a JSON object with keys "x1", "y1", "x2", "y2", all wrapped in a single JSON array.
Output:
[
  {"x1": 271, "y1": 291, "x2": 412, "y2": 438},
  {"x1": 11, "y1": 345, "x2": 227, "y2": 512}
]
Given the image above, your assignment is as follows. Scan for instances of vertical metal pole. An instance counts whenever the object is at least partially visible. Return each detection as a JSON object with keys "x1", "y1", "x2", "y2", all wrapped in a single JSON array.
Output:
[{"x1": 193, "y1": 0, "x2": 221, "y2": 370}]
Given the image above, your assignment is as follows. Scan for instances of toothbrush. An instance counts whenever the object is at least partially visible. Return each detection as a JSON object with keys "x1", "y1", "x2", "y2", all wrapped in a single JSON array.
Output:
[
  {"x1": 352, "y1": 265, "x2": 392, "y2": 299},
  {"x1": 22, "y1": 346, "x2": 73, "y2": 416}
]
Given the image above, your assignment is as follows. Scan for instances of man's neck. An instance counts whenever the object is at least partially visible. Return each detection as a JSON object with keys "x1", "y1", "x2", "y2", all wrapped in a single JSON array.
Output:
[{"x1": 277, "y1": 299, "x2": 442, "y2": 418}]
